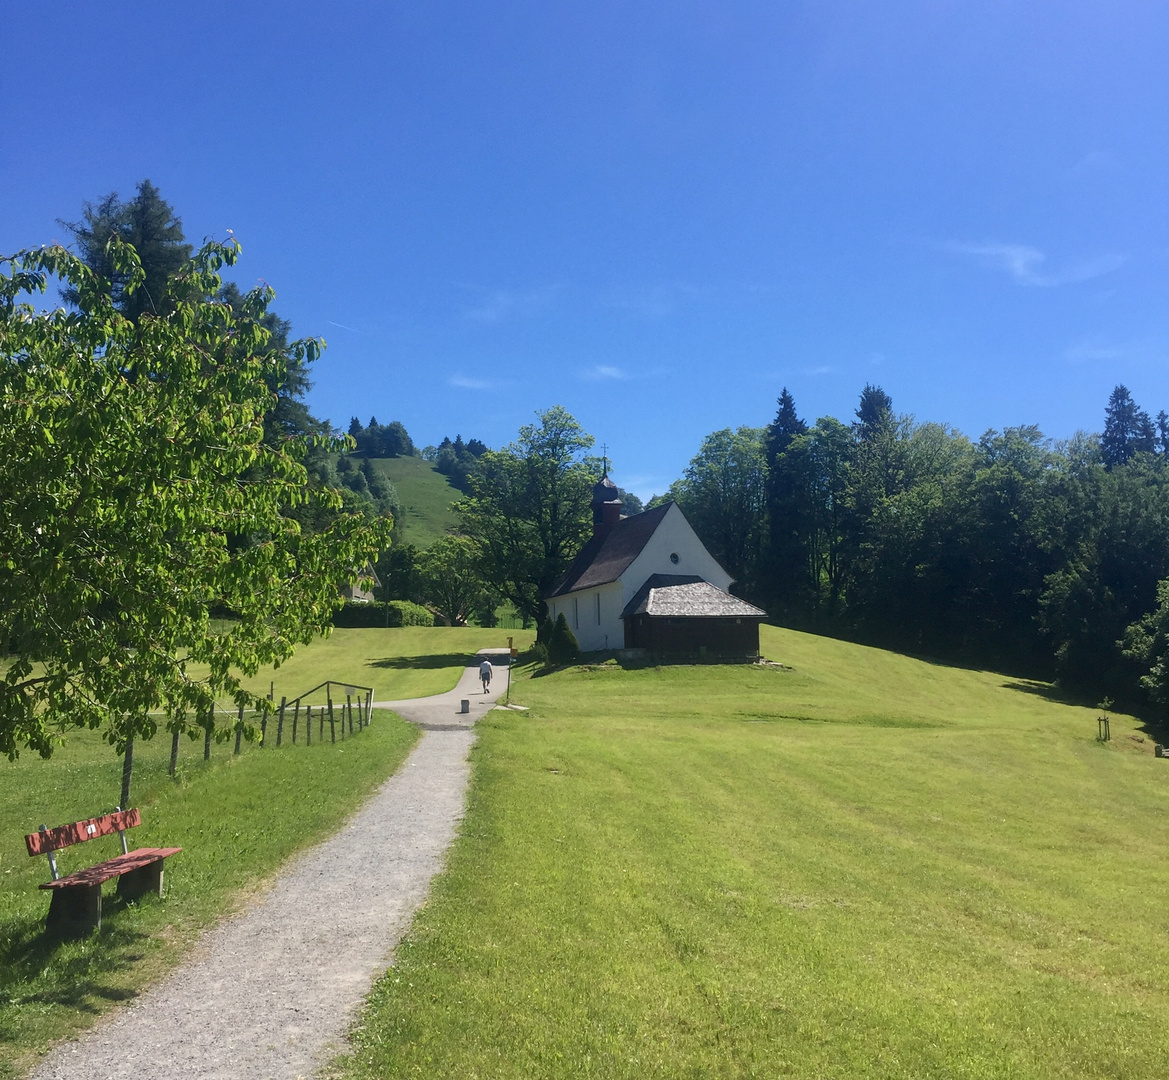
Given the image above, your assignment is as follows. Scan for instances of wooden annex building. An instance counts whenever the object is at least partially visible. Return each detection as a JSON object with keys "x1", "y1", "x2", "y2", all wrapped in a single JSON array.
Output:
[{"x1": 545, "y1": 474, "x2": 767, "y2": 660}]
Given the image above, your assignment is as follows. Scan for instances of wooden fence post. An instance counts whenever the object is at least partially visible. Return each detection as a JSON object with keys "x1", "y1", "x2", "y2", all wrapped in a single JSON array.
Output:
[
  {"x1": 292, "y1": 700, "x2": 300, "y2": 744},
  {"x1": 277, "y1": 697, "x2": 287, "y2": 747},
  {"x1": 204, "y1": 708, "x2": 212, "y2": 762},
  {"x1": 235, "y1": 703, "x2": 244, "y2": 755},
  {"x1": 366, "y1": 690, "x2": 372, "y2": 727},
  {"x1": 306, "y1": 704, "x2": 312, "y2": 746},
  {"x1": 121, "y1": 732, "x2": 135, "y2": 809},
  {"x1": 329, "y1": 698, "x2": 336, "y2": 743},
  {"x1": 260, "y1": 710, "x2": 267, "y2": 749},
  {"x1": 347, "y1": 694, "x2": 354, "y2": 735},
  {"x1": 169, "y1": 725, "x2": 180, "y2": 778}
]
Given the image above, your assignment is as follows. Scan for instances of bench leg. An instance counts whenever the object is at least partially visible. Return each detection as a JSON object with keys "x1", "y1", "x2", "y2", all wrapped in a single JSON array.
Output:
[
  {"x1": 117, "y1": 858, "x2": 164, "y2": 901},
  {"x1": 46, "y1": 884, "x2": 102, "y2": 937}
]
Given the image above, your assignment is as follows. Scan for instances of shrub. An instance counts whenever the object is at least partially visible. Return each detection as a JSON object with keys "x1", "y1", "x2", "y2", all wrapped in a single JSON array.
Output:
[
  {"x1": 548, "y1": 613, "x2": 580, "y2": 665},
  {"x1": 332, "y1": 600, "x2": 435, "y2": 628}
]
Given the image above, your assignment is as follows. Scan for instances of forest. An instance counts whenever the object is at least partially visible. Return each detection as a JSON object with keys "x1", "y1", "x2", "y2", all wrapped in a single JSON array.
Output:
[{"x1": 662, "y1": 384, "x2": 1169, "y2": 713}]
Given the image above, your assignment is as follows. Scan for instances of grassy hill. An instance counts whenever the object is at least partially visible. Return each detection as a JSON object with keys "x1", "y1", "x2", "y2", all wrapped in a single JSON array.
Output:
[
  {"x1": 365, "y1": 455, "x2": 461, "y2": 548},
  {"x1": 335, "y1": 625, "x2": 1169, "y2": 1079}
]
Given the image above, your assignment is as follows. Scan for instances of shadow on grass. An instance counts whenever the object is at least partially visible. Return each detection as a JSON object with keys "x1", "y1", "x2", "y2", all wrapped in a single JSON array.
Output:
[
  {"x1": 367, "y1": 653, "x2": 477, "y2": 671},
  {"x1": 0, "y1": 909, "x2": 148, "y2": 1012},
  {"x1": 999, "y1": 679, "x2": 1092, "y2": 708},
  {"x1": 1001, "y1": 678, "x2": 1169, "y2": 744}
]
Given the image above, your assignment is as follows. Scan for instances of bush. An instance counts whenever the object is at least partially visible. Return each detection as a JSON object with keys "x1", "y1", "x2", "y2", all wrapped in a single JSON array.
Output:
[
  {"x1": 548, "y1": 613, "x2": 580, "y2": 665},
  {"x1": 332, "y1": 600, "x2": 435, "y2": 628}
]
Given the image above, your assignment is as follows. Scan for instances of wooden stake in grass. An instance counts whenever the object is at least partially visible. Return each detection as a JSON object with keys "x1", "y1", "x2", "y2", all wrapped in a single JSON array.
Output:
[
  {"x1": 235, "y1": 703, "x2": 244, "y2": 755},
  {"x1": 203, "y1": 708, "x2": 212, "y2": 762},
  {"x1": 347, "y1": 694, "x2": 354, "y2": 735},
  {"x1": 329, "y1": 698, "x2": 336, "y2": 744},
  {"x1": 277, "y1": 697, "x2": 286, "y2": 747},
  {"x1": 292, "y1": 700, "x2": 300, "y2": 744},
  {"x1": 169, "y1": 724, "x2": 180, "y2": 778}
]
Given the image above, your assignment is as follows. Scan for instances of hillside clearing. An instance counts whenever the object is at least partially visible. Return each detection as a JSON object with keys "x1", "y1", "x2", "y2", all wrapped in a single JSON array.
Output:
[{"x1": 368, "y1": 456, "x2": 461, "y2": 548}]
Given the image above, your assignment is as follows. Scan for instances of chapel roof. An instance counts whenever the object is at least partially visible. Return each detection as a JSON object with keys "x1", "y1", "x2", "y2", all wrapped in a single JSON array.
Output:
[
  {"x1": 620, "y1": 574, "x2": 768, "y2": 619},
  {"x1": 547, "y1": 501, "x2": 672, "y2": 597}
]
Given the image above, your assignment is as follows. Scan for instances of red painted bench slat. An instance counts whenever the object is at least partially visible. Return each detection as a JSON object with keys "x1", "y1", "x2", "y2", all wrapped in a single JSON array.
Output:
[
  {"x1": 25, "y1": 809, "x2": 142, "y2": 856},
  {"x1": 40, "y1": 847, "x2": 184, "y2": 889}
]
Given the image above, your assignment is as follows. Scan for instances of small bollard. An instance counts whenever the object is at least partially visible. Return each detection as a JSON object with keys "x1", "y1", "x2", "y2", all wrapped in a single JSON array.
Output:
[{"x1": 460, "y1": 699, "x2": 470, "y2": 714}]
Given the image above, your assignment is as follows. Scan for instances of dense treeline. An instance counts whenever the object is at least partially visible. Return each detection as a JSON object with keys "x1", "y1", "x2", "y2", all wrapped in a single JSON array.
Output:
[
  {"x1": 347, "y1": 416, "x2": 415, "y2": 458},
  {"x1": 667, "y1": 384, "x2": 1169, "y2": 710}
]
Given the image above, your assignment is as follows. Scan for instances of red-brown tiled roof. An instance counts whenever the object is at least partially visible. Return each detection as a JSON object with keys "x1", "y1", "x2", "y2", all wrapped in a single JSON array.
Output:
[{"x1": 546, "y1": 502, "x2": 672, "y2": 597}]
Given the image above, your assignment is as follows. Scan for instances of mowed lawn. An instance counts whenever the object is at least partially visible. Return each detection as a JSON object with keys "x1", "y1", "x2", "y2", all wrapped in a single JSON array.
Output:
[
  {"x1": 335, "y1": 626, "x2": 1169, "y2": 1079},
  {"x1": 211, "y1": 625, "x2": 531, "y2": 707},
  {"x1": 0, "y1": 627, "x2": 523, "y2": 1080}
]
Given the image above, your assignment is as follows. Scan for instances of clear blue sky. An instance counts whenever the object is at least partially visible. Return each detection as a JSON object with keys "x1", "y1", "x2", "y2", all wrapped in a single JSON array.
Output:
[{"x1": 4, "y1": 2, "x2": 1166, "y2": 498}]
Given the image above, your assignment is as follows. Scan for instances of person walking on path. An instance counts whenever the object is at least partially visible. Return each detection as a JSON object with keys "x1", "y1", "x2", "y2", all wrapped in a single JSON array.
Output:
[{"x1": 479, "y1": 657, "x2": 493, "y2": 694}]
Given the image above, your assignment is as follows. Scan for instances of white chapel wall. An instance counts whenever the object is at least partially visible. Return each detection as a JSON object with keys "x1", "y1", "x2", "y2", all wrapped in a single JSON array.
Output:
[
  {"x1": 547, "y1": 581, "x2": 624, "y2": 652},
  {"x1": 619, "y1": 502, "x2": 732, "y2": 609}
]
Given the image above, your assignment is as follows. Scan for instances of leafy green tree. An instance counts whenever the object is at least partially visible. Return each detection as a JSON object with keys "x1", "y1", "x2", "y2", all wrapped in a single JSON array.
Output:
[
  {"x1": 418, "y1": 536, "x2": 495, "y2": 626},
  {"x1": 667, "y1": 427, "x2": 767, "y2": 596},
  {"x1": 59, "y1": 180, "x2": 193, "y2": 323},
  {"x1": 0, "y1": 238, "x2": 390, "y2": 759},
  {"x1": 458, "y1": 406, "x2": 599, "y2": 624},
  {"x1": 1123, "y1": 578, "x2": 1169, "y2": 716},
  {"x1": 779, "y1": 418, "x2": 853, "y2": 615},
  {"x1": 616, "y1": 488, "x2": 644, "y2": 515},
  {"x1": 1040, "y1": 453, "x2": 1169, "y2": 694}
]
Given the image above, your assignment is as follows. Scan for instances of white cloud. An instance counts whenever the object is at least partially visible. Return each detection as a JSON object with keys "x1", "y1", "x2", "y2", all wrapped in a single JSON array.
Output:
[
  {"x1": 461, "y1": 284, "x2": 562, "y2": 322},
  {"x1": 581, "y1": 364, "x2": 628, "y2": 381},
  {"x1": 448, "y1": 374, "x2": 491, "y2": 390},
  {"x1": 953, "y1": 242, "x2": 1125, "y2": 287},
  {"x1": 1066, "y1": 339, "x2": 1123, "y2": 364}
]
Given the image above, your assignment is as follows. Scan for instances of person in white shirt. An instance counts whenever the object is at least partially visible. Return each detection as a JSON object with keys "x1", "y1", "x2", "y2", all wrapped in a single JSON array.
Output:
[{"x1": 479, "y1": 658, "x2": 493, "y2": 694}]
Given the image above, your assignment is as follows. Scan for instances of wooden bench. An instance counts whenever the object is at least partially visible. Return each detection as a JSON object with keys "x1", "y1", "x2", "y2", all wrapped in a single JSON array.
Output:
[{"x1": 24, "y1": 808, "x2": 181, "y2": 936}]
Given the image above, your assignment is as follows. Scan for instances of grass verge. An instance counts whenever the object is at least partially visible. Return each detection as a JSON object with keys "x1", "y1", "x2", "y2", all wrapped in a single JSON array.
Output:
[{"x1": 331, "y1": 625, "x2": 1169, "y2": 1079}]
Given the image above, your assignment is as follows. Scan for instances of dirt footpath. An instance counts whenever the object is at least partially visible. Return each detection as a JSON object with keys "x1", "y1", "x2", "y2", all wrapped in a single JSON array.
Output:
[{"x1": 31, "y1": 658, "x2": 503, "y2": 1080}]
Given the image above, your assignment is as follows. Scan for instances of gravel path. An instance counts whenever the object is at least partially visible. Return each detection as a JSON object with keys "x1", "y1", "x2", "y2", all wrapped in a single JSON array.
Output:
[{"x1": 31, "y1": 656, "x2": 507, "y2": 1080}]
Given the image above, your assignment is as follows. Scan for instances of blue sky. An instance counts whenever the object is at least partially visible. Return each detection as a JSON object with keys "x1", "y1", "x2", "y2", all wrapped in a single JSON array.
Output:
[{"x1": 4, "y1": 2, "x2": 1166, "y2": 498}]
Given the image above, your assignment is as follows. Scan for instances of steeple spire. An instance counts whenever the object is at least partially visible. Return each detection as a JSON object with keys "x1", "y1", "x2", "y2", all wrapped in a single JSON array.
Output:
[{"x1": 591, "y1": 459, "x2": 622, "y2": 538}]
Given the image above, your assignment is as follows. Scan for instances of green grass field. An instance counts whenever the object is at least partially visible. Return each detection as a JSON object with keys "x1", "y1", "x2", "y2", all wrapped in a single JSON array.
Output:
[
  {"x1": 333, "y1": 625, "x2": 1169, "y2": 1079},
  {"x1": 214, "y1": 625, "x2": 530, "y2": 707},
  {"x1": 0, "y1": 627, "x2": 523, "y2": 1080},
  {"x1": 369, "y1": 456, "x2": 462, "y2": 548}
]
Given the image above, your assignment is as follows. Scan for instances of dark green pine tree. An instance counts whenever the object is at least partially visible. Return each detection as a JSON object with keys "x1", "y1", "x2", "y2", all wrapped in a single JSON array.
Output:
[
  {"x1": 854, "y1": 383, "x2": 894, "y2": 440},
  {"x1": 1102, "y1": 385, "x2": 1154, "y2": 468},
  {"x1": 763, "y1": 388, "x2": 809, "y2": 617},
  {"x1": 1156, "y1": 411, "x2": 1169, "y2": 457},
  {"x1": 765, "y1": 388, "x2": 808, "y2": 463},
  {"x1": 60, "y1": 180, "x2": 192, "y2": 323}
]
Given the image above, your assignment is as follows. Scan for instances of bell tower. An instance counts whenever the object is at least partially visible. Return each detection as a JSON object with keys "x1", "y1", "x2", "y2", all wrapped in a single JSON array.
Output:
[{"x1": 591, "y1": 452, "x2": 622, "y2": 538}]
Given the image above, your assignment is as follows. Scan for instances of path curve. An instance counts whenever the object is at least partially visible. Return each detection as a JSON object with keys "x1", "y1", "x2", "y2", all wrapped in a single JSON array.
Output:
[{"x1": 31, "y1": 654, "x2": 507, "y2": 1080}]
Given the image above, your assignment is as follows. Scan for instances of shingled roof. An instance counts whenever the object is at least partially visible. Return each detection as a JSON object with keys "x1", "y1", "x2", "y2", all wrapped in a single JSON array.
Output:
[
  {"x1": 621, "y1": 574, "x2": 767, "y2": 619},
  {"x1": 547, "y1": 502, "x2": 672, "y2": 597}
]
